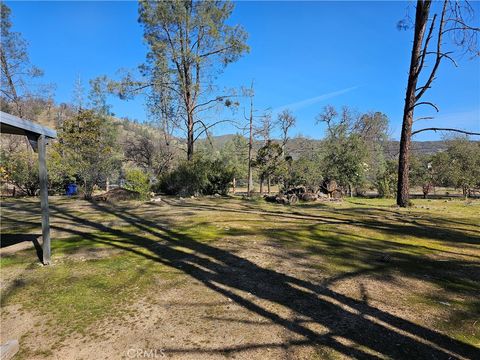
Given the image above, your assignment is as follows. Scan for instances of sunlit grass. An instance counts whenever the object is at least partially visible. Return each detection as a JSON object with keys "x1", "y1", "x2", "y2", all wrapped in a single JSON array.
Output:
[{"x1": 1, "y1": 195, "x2": 479, "y2": 349}]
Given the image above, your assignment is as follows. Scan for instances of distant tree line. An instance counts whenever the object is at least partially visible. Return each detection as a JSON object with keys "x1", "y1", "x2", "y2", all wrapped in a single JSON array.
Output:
[{"x1": 1, "y1": 1, "x2": 479, "y2": 202}]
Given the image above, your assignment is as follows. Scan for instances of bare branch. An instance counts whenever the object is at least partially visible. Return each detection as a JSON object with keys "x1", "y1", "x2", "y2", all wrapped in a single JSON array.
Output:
[
  {"x1": 415, "y1": 0, "x2": 448, "y2": 102},
  {"x1": 199, "y1": 46, "x2": 234, "y2": 58},
  {"x1": 415, "y1": 85, "x2": 431, "y2": 92},
  {"x1": 193, "y1": 119, "x2": 236, "y2": 143},
  {"x1": 425, "y1": 51, "x2": 458, "y2": 66},
  {"x1": 417, "y1": 13, "x2": 437, "y2": 76},
  {"x1": 413, "y1": 116, "x2": 434, "y2": 123},
  {"x1": 444, "y1": 18, "x2": 480, "y2": 33},
  {"x1": 192, "y1": 96, "x2": 224, "y2": 112},
  {"x1": 409, "y1": 101, "x2": 439, "y2": 112},
  {"x1": 412, "y1": 127, "x2": 480, "y2": 136}
]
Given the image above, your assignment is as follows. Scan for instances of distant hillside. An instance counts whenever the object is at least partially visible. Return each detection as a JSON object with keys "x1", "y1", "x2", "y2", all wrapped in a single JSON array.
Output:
[{"x1": 385, "y1": 140, "x2": 449, "y2": 157}]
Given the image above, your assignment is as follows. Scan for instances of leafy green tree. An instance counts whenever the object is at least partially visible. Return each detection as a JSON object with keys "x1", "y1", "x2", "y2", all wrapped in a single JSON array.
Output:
[
  {"x1": 316, "y1": 105, "x2": 368, "y2": 195},
  {"x1": 136, "y1": 0, "x2": 249, "y2": 160},
  {"x1": 284, "y1": 154, "x2": 323, "y2": 191},
  {"x1": 429, "y1": 150, "x2": 451, "y2": 187},
  {"x1": 353, "y1": 111, "x2": 389, "y2": 190},
  {"x1": 220, "y1": 134, "x2": 248, "y2": 191},
  {"x1": 409, "y1": 154, "x2": 434, "y2": 198},
  {"x1": 253, "y1": 141, "x2": 285, "y2": 194},
  {"x1": 45, "y1": 144, "x2": 76, "y2": 194},
  {"x1": 441, "y1": 138, "x2": 480, "y2": 198},
  {"x1": 320, "y1": 134, "x2": 367, "y2": 196},
  {"x1": 409, "y1": 139, "x2": 480, "y2": 198},
  {"x1": 58, "y1": 110, "x2": 121, "y2": 199},
  {"x1": 204, "y1": 159, "x2": 235, "y2": 195}
]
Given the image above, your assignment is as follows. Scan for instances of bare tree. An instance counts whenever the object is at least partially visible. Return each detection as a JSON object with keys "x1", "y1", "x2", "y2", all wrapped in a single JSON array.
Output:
[
  {"x1": 315, "y1": 104, "x2": 338, "y2": 137},
  {"x1": 242, "y1": 81, "x2": 273, "y2": 196},
  {"x1": 257, "y1": 112, "x2": 274, "y2": 144},
  {"x1": 397, "y1": 0, "x2": 479, "y2": 207},
  {"x1": 72, "y1": 75, "x2": 85, "y2": 112},
  {"x1": 124, "y1": 129, "x2": 174, "y2": 177},
  {"x1": 276, "y1": 109, "x2": 296, "y2": 155},
  {"x1": 243, "y1": 82, "x2": 255, "y2": 195}
]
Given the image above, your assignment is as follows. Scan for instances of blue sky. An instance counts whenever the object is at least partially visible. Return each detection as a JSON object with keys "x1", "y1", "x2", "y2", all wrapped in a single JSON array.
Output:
[{"x1": 6, "y1": 0, "x2": 480, "y2": 141}]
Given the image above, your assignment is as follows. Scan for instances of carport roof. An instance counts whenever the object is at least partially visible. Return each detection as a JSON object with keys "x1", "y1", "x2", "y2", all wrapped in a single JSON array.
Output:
[{"x1": 0, "y1": 111, "x2": 57, "y2": 139}]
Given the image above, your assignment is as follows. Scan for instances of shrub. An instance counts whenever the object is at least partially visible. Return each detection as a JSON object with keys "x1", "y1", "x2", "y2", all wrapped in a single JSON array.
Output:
[
  {"x1": 124, "y1": 168, "x2": 150, "y2": 199},
  {"x1": 375, "y1": 159, "x2": 397, "y2": 198},
  {"x1": 0, "y1": 148, "x2": 39, "y2": 196},
  {"x1": 204, "y1": 159, "x2": 235, "y2": 195},
  {"x1": 156, "y1": 157, "x2": 234, "y2": 196}
]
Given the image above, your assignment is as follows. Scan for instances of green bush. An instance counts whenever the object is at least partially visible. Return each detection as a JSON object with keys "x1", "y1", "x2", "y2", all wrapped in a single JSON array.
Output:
[
  {"x1": 0, "y1": 148, "x2": 39, "y2": 196},
  {"x1": 375, "y1": 160, "x2": 397, "y2": 198},
  {"x1": 124, "y1": 168, "x2": 150, "y2": 199},
  {"x1": 156, "y1": 157, "x2": 234, "y2": 196}
]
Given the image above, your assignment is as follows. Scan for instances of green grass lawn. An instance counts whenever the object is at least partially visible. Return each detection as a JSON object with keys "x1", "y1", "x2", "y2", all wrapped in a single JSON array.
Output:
[{"x1": 1, "y1": 196, "x2": 479, "y2": 359}]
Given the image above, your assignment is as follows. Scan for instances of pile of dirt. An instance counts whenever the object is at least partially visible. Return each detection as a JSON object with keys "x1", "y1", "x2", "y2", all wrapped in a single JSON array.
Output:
[{"x1": 93, "y1": 188, "x2": 140, "y2": 203}]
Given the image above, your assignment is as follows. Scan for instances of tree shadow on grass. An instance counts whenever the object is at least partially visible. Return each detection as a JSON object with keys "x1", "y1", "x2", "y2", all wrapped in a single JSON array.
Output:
[
  {"x1": 165, "y1": 200, "x2": 480, "y2": 246},
  {"x1": 36, "y1": 202, "x2": 478, "y2": 358},
  {"x1": 2, "y1": 200, "x2": 479, "y2": 358}
]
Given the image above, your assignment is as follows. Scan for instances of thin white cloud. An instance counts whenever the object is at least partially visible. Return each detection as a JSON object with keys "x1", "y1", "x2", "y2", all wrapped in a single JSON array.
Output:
[{"x1": 272, "y1": 85, "x2": 359, "y2": 114}]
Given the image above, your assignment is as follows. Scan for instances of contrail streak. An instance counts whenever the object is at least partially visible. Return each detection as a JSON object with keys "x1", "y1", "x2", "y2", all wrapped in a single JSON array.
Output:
[{"x1": 272, "y1": 85, "x2": 359, "y2": 114}]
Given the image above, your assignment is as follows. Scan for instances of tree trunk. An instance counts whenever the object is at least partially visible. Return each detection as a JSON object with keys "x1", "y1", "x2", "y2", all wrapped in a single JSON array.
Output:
[
  {"x1": 397, "y1": 110, "x2": 414, "y2": 207},
  {"x1": 397, "y1": 0, "x2": 431, "y2": 207},
  {"x1": 232, "y1": 177, "x2": 236, "y2": 194},
  {"x1": 259, "y1": 175, "x2": 264, "y2": 195},
  {"x1": 0, "y1": 50, "x2": 22, "y2": 117},
  {"x1": 187, "y1": 111, "x2": 194, "y2": 161},
  {"x1": 267, "y1": 175, "x2": 271, "y2": 194},
  {"x1": 184, "y1": 55, "x2": 194, "y2": 161},
  {"x1": 247, "y1": 86, "x2": 254, "y2": 196},
  {"x1": 84, "y1": 180, "x2": 93, "y2": 200}
]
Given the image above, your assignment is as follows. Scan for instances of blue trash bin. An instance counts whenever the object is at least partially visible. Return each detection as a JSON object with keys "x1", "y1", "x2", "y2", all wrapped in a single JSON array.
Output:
[{"x1": 66, "y1": 183, "x2": 78, "y2": 196}]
